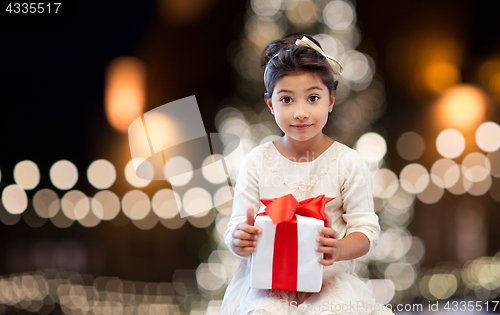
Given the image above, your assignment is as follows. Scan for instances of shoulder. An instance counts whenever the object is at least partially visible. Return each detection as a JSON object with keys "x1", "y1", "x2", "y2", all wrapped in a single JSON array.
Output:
[
  {"x1": 333, "y1": 141, "x2": 362, "y2": 162},
  {"x1": 333, "y1": 141, "x2": 368, "y2": 172}
]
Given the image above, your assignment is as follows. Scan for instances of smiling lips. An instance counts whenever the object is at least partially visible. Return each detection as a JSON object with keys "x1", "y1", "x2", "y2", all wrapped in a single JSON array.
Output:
[{"x1": 291, "y1": 124, "x2": 312, "y2": 130}]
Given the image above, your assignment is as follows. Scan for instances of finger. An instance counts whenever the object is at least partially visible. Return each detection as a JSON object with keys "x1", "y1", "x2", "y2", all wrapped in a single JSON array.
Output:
[
  {"x1": 237, "y1": 223, "x2": 261, "y2": 236},
  {"x1": 316, "y1": 236, "x2": 337, "y2": 247},
  {"x1": 318, "y1": 227, "x2": 338, "y2": 239},
  {"x1": 318, "y1": 257, "x2": 334, "y2": 266},
  {"x1": 246, "y1": 206, "x2": 255, "y2": 226},
  {"x1": 324, "y1": 210, "x2": 332, "y2": 228},
  {"x1": 315, "y1": 245, "x2": 336, "y2": 255},
  {"x1": 233, "y1": 228, "x2": 254, "y2": 240},
  {"x1": 233, "y1": 239, "x2": 257, "y2": 247},
  {"x1": 235, "y1": 246, "x2": 257, "y2": 254}
]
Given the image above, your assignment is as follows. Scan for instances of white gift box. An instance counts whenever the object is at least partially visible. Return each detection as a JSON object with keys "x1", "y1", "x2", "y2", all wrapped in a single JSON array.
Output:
[{"x1": 250, "y1": 209, "x2": 324, "y2": 292}]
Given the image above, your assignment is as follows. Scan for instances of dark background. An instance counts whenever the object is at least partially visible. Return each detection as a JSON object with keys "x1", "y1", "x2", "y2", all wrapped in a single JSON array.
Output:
[{"x1": 1, "y1": 0, "x2": 500, "y2": 283}]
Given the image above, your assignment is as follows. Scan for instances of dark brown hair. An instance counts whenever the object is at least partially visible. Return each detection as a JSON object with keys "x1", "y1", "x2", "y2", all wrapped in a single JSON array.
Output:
[{"x1": 262, "y1": 33, "x2": 338, "y2": 99}]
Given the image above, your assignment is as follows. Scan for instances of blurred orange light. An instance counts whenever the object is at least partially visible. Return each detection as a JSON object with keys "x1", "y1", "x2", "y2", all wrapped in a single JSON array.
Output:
[
  {"x1": 478, "y1": 59, "x2": 500, "y2": 101},
  {"x1": 424, "y1": 62, "x2": 460, "y2": 93},
  {"x1": 105, "y1": 57, "x2": 146, "y2": 133},
  {"x1": 436, "y1": 85, "x2": 486, "y2": 132},
  {"x1": 490, "y1": 73, "x2": 500, "y2": 97}
]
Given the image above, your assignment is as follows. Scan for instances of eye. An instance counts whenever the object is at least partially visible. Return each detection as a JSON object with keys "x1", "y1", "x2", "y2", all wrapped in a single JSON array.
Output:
[
  {"x1": 308, "y1": 95, "x2": 320, "y2": 102},
  {"x1": 280, "y1": 96, "x2": 292, "y2": 104}
]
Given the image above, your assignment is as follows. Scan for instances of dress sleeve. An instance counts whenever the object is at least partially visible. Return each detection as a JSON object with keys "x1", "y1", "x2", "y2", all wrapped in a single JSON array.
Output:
[
  {"x1": 340, "y1": 150, "x2": 380, "y2": 254},
  {"x1": 224, "y1": 147, "x2": 262, "y2": 259}
]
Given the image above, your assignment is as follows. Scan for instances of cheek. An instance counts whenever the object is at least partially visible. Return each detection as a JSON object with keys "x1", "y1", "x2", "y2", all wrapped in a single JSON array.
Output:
[
  {"x1": 316, "y1": 110, "x2": 329, "y2": 126},
  {"x1": 273, "y1": 110, "x2": 289, "y2": 129}
]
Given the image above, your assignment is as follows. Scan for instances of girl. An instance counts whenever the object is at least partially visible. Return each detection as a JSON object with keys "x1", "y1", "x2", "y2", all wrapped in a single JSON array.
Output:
[{"x1": 221, "y1": 34, "x2": 392, "y2": 315}]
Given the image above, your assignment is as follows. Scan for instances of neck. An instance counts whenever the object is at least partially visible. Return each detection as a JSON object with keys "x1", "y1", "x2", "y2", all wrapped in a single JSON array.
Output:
[{"x1": 280, "y1": 133, "x2": 332, "y2": 161}]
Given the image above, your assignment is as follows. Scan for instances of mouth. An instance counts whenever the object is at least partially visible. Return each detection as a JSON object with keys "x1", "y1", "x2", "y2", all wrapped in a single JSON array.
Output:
[{"x1": 291, "y1": 124, "x2": 312, "y2": 130}]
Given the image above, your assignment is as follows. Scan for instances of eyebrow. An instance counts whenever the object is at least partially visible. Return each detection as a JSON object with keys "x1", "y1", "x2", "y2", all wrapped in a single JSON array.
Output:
[{"x1": 276, "y1": 86, "x2": 323, "y2": 94}]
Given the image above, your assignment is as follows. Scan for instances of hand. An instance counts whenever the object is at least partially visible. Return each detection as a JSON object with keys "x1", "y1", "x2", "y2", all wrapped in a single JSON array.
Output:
[
  {"x1": 231, "y1": 206, "x2": 262, "y2": 257},
  {"x1": 315, "y1": 211, "x2": 340, "y2": 266}
]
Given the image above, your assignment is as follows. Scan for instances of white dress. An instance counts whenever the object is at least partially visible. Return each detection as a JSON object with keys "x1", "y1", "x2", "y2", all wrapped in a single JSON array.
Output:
[{"x1": 221, "y1": 141, "x2": 393, "y2": 315}]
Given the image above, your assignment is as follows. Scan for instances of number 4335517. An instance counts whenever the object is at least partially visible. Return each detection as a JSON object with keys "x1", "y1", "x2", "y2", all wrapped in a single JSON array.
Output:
[{"x1": 5, "y1": 3, "x2": 61, "y2": 13}]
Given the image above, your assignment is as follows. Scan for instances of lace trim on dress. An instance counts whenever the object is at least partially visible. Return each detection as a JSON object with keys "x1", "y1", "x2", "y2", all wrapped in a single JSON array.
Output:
[{"x1": 263, "y1": 145, "x2": 340, "y2": 200}]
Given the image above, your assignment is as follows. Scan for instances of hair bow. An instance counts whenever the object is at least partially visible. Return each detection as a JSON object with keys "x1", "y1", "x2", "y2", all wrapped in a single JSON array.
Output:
[
  {"x1": 295, "y1": 36, "x2": 343, "y2": 78},
  {"x1": 263, "y1": 36, "x2": 344, "y2": 84}
]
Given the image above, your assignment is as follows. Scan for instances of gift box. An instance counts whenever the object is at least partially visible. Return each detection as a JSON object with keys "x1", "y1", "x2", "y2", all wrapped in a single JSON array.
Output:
[{"x1": 250, "y1": 194, "x2": 335, "y2": 292}]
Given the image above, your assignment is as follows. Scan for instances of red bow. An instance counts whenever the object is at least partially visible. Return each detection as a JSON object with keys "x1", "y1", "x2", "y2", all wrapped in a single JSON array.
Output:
[{"x1": 259, "y1": 194, "x2": 335, "y2": 225}]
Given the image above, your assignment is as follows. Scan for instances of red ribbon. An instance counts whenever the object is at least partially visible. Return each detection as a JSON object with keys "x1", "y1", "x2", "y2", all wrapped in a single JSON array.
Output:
[{"x1": 256, "y1": 194, "x2": 335, "y2": 291}]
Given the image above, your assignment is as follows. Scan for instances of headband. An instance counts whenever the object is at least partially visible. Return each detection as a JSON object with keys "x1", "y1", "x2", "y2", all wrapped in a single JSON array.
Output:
[{"x1": 263, "y1": 36, "x2": 344, "y2": 84}]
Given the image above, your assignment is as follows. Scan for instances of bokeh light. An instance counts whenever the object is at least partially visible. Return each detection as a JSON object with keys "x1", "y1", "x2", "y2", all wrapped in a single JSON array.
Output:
[
  {"x1": 372, "y1": 169, "x2": 398, "y2": 199},
  {"x1": 435, "y1": 85, "x2": 486, "y2": 132},
  {"x1": 187, "y1": 209, "x2": 216, "y2": 228},
  {"x1": 387, "y1": 186, "x2": 414, "y2": 210},
  {"x1": 213, "y1": 186, "x2": 233, "y2": 210},
  {"x1": 121, "y1": 190, "x2": 151, "y2": 220},
  {"x1": 246, "y1": 17, "x2": 285, "y2": 52},
  {"x1": 430, "y1": 158, "x2": 460, "y2": 188},
  {"x1": 61, "y1": 190, "x2": 90, "y2": 220},
  {"x1": 124, "y1": 159, "x2": 151, "y2": 188},
  {"x1": 182, "y1": 187, "x2": 213, "y2": 217},
  {"x1": 152, "y1": 189, "x2": 181, "y2": 219},
  {"x1": 78, "y1": 207, "x2": 101, "y2": 228},
  {"x1": 50, "y1": 207, "x2": 74, "y2": 228},
  {"x1": 92, "y1": 190, "x2": 121, "y2": 220},
  {"x1": 132, "y1": 209, "x2": 159, "y2": 230},
  {"x1": 428, "y1": 273, "x2": 457, "y2": 299},
  {"x1": 417, "y1": 180, "x2": 444, "y2": 204},
  {"x1": 323, "y1": 0, "x2": 355, "y2": 31},
  {"x1": 447, "y1": 171, "x2": 473, "y2": 195},
  {"x1": 165, "y1": 156, "x2": 193, "y2": 186},
  {"x1": 159, "y1": 215, "x2": 186, "y2": 230},
  {"x1": 478, "y1": 59, "x2": 500, "y2": 97},
  {"x1": 105, "y1": 57, "x2": 146, "y2": 133},
  {"x1": 424, "y1": 62, "x2": 460, "y2": 93},
  {"x1": 468, "y1": 175, "x2": 492, "y2": 196},
  {"x1": 340, "y1": 50, "x2": 375, "y2": 91},
  {"x1": 250, "y1": 0, "x2": 282, "y2": 17},
  {"x1": 399, "y1": 163, "x2": 429, "y2": 194},
  {"x1": 33, "y1": 189, "x2": 60, "y2": 218},
  {"x1": 396, "y1": 132, "x2": 425, "y2": 161},
  {"x1": 436, "y1": 129, "x2": 466, "y2": 159},
  {"x1": 462, "y1": 256, "x2": 500, "y2": 292},
  {"x1": 461, "y1": 152, "x2": 491, "y2": 183},
  {"x1": 13, "y1": 160, "x2": 40, "y2": 190},
  {"x1": 475, "y1": 121, "x2": 500, "y2": 152},
  {"x1": 87, "y1": 159, "x2": 116, "y2": 189},
  {"x1": 196, "y1": 263, "x2": 226, "y2": 292},
  {"x1": 286, "y1": 0, "x2": 317, "y2": 28},
  {"x1": 2, "y1": 184, "x2": 28, "y2": 216},
  {"x1": 384, "y1": 263, "x2": 415, "y2": 290},
  {"x1": 355, "y1": 132, "x2": 387, "y2": 164},
  {"x1": 50, "y1": 160, "x2": 79, "y2": 190},
  {"x1": 405, "y1": 237, "x2": 425, "y2": 265},
  {"x1": 201, "y1": 155, "x2": 228, "y2": 184},
  {"x1": 487, "y1": 149, "x2": 500, "y2": 178}
]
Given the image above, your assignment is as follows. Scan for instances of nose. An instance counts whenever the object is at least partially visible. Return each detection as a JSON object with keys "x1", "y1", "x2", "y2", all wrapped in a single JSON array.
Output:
[{"x1": 293, "y1": 102, "x2": 309, "y2": 120}]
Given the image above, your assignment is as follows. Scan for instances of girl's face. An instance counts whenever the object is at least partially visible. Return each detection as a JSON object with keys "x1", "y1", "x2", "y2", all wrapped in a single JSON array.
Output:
[{"x1": 265, "y1": 71, "x2": 335, "y2": 144}]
